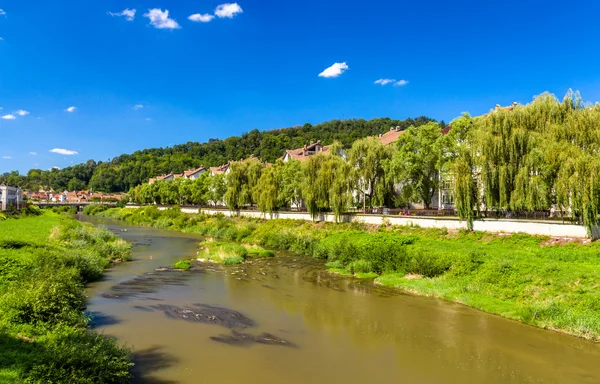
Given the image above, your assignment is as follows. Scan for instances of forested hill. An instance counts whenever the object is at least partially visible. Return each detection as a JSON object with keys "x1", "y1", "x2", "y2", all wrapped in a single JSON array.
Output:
[{"x1": 2, "y1": 116, "x2": 437, "y2": 192}]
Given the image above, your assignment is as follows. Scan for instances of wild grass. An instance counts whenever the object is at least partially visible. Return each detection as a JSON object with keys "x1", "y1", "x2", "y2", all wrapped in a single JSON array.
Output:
[
  {"x1": 198, "y1": 240, "x2": 247, "y2": 264},
  {"x1": 91, "y1": 207, "x2": 600, "y2": 341},
  {"x1": 0, "y1": 212, "x2": 132, "y2": 382},
  {"x1": 174, "y1": 260, "x2": 191, "y2": 270}
]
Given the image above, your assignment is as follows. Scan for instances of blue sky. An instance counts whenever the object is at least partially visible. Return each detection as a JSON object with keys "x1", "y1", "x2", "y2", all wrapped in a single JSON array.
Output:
[{"x1": 2, "y1": 0, "x2": 600, "y2": 173}]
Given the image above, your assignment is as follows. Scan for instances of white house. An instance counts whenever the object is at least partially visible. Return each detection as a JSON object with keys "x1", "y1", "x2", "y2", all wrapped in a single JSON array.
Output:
[
  {"x1": 209, "y1": 163, "x2": 230, "y2": 176},
  {"x1": 282, "y1": 141, "x2": 329, "y2": 162},
  {"x1": 0, "y1": 184, "x2": 23, "y2": 211},
  {"x1": 184, "y1": 167, "x2": 206, "y2": 180},
  {"x1": 51, "y1": 193, "x2": 66, "y2": 203}
]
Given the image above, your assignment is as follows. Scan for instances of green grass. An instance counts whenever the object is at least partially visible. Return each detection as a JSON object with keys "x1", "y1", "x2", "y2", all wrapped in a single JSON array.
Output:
[
  {"x1": 90, "y1": 207, "x2": 600, "y2": 341},
  {"x1": 198, "y1": 240, "x2": 247, "y2": 264},
  {"x1": 0, "y1": 212, "x2": 133, "y2": 382},
  {"x1": 174, "y1": 260, "x2": 191, "y2": 270}
]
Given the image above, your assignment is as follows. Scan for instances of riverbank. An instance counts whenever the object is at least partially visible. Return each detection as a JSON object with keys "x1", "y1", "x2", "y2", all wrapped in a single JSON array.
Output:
[
  {"x1": 0, "y1": 211, "x2": 133, "y2": 382},
  {"x1": 89, "y1": 206, "x2": 600, "y2": 342}
]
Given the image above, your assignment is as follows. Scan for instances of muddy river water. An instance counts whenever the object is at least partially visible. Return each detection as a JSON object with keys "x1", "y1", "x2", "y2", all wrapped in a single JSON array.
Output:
[{"x1": 84, "y1": 217, "x2": 600, "y2": 384}]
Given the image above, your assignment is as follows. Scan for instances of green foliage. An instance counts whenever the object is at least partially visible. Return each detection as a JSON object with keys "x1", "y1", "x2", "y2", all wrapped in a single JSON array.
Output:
[
  {"x1": 0, "y1": 213, "x2": 133, "y2": 381},
  {"x1": 174, "y1": 260, "x2": 191, "y2": 270},
  {"x1": 225, "y1": 157, "x2": 264, "y2": 210},
  {"x1": 348, "y1": 137, "x2": 395, "y2": 208},
  {"x1": 82, "y1": 204, "x2": 109, "y2": 215},
  {"x1": 0, "y1": 266, "x2": 87, "y2": 327},
  {"x1": 223, "y1": 256, "x2": 245, "y2": 265},
  {"x1": 199, "y1": 240, "x2": 248, "y2": 263},
  {"x1": 457, "y1": 91, "x2": 600, "y2": 233},
  {"x1": 391, "y1": 122, "x2": 444, "y2": 208},
  {"x1": 301, "y1": 149, "x2": 352, "y2": 221}
]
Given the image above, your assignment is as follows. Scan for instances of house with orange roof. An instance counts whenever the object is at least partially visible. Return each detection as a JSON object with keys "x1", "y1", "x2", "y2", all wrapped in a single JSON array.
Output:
[
  {"x1": 282, "y1": 141, "x2": 330, "y2": 162},
  {"x1": 376, "y1": 127, "x2": 404, "y2": 145},
  {"x1": 209, "y1": 163, "x2": 230, "y2": 176},
  {"x1": 184, "y1": 167, "x2": 206, "y2": 180}
]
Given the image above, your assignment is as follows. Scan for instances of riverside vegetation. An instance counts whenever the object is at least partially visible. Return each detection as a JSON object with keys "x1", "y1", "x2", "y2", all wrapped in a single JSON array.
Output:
[
  {"x1": 123, "y1": 91, "x2": 600, "y2": 234},
  {"x1": 90, "y1": 205, "x2": 600, "y2": 342},
  {"x1": 0, "y1": 208, "x2": 133, "y2": 383}
]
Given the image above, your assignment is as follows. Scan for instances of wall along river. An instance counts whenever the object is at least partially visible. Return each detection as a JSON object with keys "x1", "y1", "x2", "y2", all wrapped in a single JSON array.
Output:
[{"x1": 83, "y1": 217, "x2": 600, "y2": 384}]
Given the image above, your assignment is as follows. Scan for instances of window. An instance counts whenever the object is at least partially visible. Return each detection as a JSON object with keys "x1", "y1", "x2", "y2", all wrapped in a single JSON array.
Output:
[{"x1": 442, "y1": 192, "x2": 454, "y2": 205}]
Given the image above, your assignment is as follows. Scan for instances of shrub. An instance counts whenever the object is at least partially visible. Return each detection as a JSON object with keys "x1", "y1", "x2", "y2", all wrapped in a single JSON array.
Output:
[
  {"x1": 174, "y1": 260, "x2": 191, "y2": 270},
  {"x1": 82, "y1": 205, "x2": 108, "y2": 216},
  {"x1": 258, "y1": 250, "x2": 275, "y2": 257},
  {"x1": 0, "y1": 267, "x2": 86, "y2": 327},
  {"x1": 348, "y1": 259, "x2": 373, "y2": 274},
  {"x1": 223, "y1": 256, "x2": 244, "y2": 265},
  {"x1": 24, "y1": 326, "x2": 132, "y2": 383}
]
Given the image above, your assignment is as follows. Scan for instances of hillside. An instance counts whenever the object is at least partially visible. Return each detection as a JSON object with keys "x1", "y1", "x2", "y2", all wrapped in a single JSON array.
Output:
[{"x1": 1, "y1": 117, "x2": 437, "y2": 192}]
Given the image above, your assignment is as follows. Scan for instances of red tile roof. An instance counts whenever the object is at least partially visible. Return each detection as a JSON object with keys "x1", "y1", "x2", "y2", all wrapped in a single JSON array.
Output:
[
  {"x1": 283, "y1": 142, "x2": 329, "y2": 162},
  {"x1": 210, "y1": 163, "x2": 230, "y2": 175},
  {"x1": 184, "y1": 167, "x2": 205, "y2": 177},
  {"x1": 440, "y1": 125, "x2": 452, "y2": 135},
  {"x1": 377, "y1": 127, "x2": 404, "y2": 145}
]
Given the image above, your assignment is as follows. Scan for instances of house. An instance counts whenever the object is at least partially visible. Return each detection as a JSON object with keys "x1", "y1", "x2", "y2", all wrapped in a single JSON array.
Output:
[
  {"x1": 158, "y1": 173, "x2": 174, "y2": 182},
  {"x1": 282, "y1": 141, "x2": 329, "y2": 162},
  {"x1": 173, "y1": 173, "x2": 184, "y2": 179},
  {"x1": 377, "y1": 127, "x2": 404, "y2": 145},
  {"x1": 148, "y1": 173, "x2": 175, "y2": 184},
  {"x1": 31, "y1": 192, "x2": 49, "y2": 202},
  {"x1": 51, "y1": 193, "x2": 66, "y2": 203},
  {"x1": 209, "y1": 163, "x2": 230, "y2": 176},
  {"x1": 0, "y1": 184, "x2": 23, "y2": 210},
  {"x1": 184, "y1": 167, "x2": 206, "y2": 180}
]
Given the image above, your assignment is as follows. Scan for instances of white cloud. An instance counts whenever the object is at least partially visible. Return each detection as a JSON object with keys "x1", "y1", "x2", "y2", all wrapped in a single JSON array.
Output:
[
  {"x1": 394, "y1": 80, "x2": 409, "y2": 86},
  {"x1": 144, "y1": 9, "x2": 180, "y2": 29},
  {"x1": 29, "y1": 152, "x2": 37, "y2": 155},
  {"x1": 189, "y1": 13, "x2": 214, "y2": 22},
  {"x1": 15, "y1": 109, "x2": 29, "y2": 116},
  {"x1": 374, "y1": 78, "x2": 395, "y2": 86},
  {"x1": 133, "y1": 104, "x2": 144, "y2": 110},
  {"x1": 145, "y1": 118, "x2": 152, "y2": 121},
  {"x1": 1, "y1": 114, "x2": 16, "y2": 120},
  {"x1": 0, "y1": 9, "x2": 5, "y2": 16},
  {"x1": 51, "y1": 166, "x2": 61, "y2": 170},
  {"x1": 108, "y1": 8, "x2": 136, "y2": 21},
  {"x1": 0, "y1": 37, "x2": 4, "y2": 41},
  {"x1": 215, "y1": 3, "x2": 243, "y2": 18},
  {"x1": 2, "y1": 156, "x2": 11, "y2": 159},
  {"x1": 50, "y1": 148, "x2": 78, "y2": 156},
  {"x1": 65, "y1": 106, "x2": 76, "y2": 112},
  {"x1": 318, "y1": 62, "x2": 348, "y2": 78}
]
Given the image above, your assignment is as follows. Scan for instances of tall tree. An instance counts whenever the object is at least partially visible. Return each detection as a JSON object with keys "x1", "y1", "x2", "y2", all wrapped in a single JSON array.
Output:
[
  {"x1": 347, "y1": 137, "x2": 395, "y2": 209},
  {"x1": 391, "y1": 122, "x2": 443, "y2": 208}
]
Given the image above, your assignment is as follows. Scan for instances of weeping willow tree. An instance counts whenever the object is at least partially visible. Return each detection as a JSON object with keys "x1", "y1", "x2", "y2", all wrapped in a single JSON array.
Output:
[
  {"x1": 301, "y1": 142, "x2": 350, "y2": 221},
  {"x1": 225, "y1": 157, "x2": 264, "y2": 210},
  {"x1": 453, "y1": 90, "x2": 600, "y2": 233}
]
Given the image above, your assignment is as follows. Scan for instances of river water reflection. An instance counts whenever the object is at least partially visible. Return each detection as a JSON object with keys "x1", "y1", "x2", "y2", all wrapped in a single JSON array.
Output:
[{"x1": 84, "y1": 217, "x2": 600, "y2": 384}]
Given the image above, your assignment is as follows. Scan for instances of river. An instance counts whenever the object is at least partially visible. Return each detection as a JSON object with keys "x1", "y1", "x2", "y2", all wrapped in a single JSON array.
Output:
[{"x1": 83, "y1": 217, "x2": 600, "y2": 384}]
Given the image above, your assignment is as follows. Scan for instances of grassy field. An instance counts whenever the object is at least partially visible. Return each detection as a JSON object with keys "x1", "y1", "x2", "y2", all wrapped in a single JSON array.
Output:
[
  {"x1": 0, "y1": 211, "x2": 133, "y2": 383},
  {"x1": 91, "y1": 206, "x2": 600, "y2": 341}
]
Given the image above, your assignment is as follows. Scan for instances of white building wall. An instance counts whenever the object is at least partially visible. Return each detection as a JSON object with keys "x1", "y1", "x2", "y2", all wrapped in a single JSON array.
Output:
[{"x1": 0, "y1": 185, "x2": 23, "y2": 211}]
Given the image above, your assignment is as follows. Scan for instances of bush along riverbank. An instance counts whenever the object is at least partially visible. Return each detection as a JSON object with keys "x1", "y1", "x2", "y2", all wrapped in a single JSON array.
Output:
[
  {"x1": 90, "y1": 206, "x2": 600, "y2": 341},
  {"x1": 0, "y1": 211, "x2": 133, "y2": 383}
]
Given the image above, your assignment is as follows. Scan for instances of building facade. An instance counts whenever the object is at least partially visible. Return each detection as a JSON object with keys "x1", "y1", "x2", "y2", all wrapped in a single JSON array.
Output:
[{"x1": 0, "y1": 184, "x2": 23, "y2": 211}]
